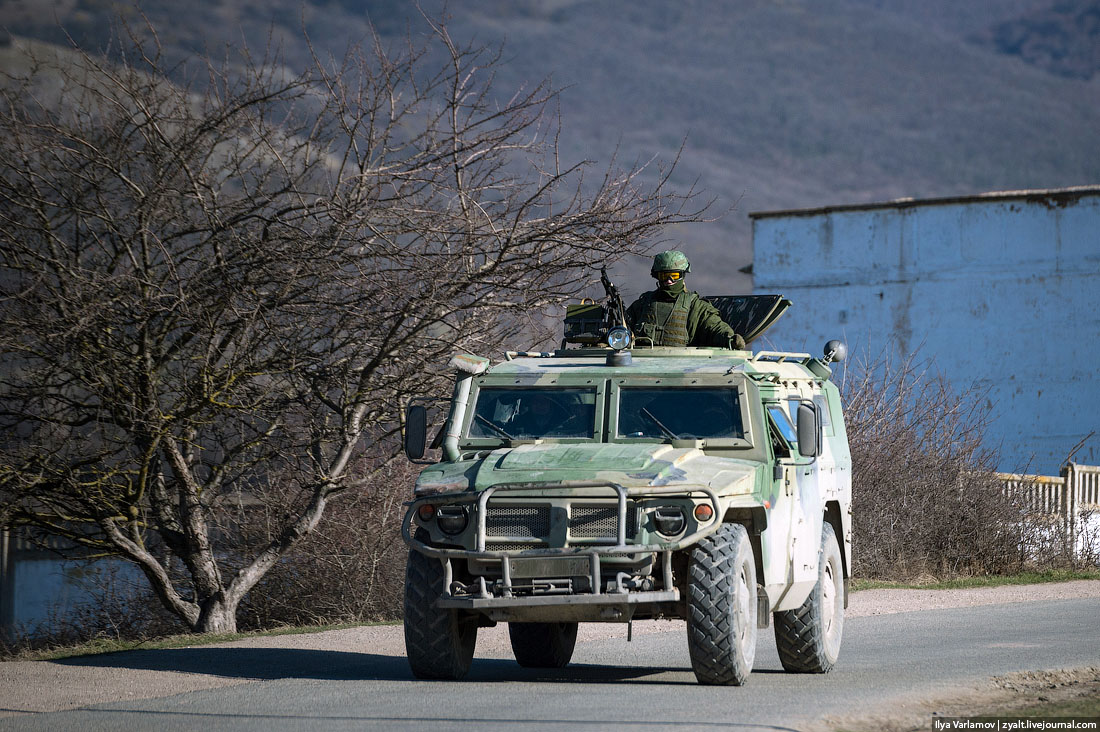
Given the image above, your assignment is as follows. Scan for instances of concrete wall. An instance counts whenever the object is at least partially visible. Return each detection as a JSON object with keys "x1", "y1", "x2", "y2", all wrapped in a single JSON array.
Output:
[
  {"x1": 0, "y1": 529, "x2": 144, "y2": 643},
  {"x1": 751, "y1": 187, "x2": 1100, "y2": 474}
]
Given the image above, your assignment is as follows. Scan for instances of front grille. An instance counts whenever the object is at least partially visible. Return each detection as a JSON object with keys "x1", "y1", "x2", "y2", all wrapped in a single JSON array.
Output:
[
  {"x1": 570, "y1": 503, "x2": 637, "y2": 539},
  {"x1": 484, "y1": 541, "x2": 544, "y2": 552},
  {"x1": 485, "y1": 505, "x2": 550, "y2": 538}
]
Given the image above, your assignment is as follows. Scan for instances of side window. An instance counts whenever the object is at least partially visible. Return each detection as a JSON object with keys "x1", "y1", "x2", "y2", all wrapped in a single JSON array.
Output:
[
  {"x1": 814, "y1": 394, "x2": 833, "y2": 435},
  {"x1": 766, "y1": 403, "x2": 797, "y2": 459}
]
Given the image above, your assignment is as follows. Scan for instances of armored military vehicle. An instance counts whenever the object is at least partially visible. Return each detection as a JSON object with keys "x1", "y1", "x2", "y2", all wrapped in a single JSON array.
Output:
[{"x1": 401, "y1": 285, "x2": 851, "y2": 686}]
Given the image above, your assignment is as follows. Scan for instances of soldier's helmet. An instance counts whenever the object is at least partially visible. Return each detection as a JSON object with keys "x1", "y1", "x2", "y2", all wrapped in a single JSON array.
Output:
[{"x1": 650, "y1": 250, "x2": 691, "y2": 276}]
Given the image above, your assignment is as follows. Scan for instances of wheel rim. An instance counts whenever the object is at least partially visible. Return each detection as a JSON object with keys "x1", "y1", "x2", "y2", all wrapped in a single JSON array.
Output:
[
  {"x1": 737, "y1": 564, "x2": 752, "y2": 655},
  {"x1": 822, "y1": 555, "x2": 841, "y2": 648}
]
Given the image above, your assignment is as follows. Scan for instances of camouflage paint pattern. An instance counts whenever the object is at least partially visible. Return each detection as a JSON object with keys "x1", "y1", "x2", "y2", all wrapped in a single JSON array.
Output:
[{"x1": 406, "y1": 344, "x2": 851, "y2": 617}]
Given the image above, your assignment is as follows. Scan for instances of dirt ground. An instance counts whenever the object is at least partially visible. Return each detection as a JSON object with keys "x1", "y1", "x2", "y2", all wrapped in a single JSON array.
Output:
[{"x1": 822, "y1": 666, "x2": 1100, "y2": 732}]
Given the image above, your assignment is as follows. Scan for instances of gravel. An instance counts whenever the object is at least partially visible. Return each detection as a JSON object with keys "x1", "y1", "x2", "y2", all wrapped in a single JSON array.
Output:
[{"x1": 846, "y1": 578, "x2": 1100, "y2": 617}]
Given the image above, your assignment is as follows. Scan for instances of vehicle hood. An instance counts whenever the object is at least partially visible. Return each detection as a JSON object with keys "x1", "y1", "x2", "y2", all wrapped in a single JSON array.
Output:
[{"x1": 414, "y1": 442, "x2": 758, "y2": 495}]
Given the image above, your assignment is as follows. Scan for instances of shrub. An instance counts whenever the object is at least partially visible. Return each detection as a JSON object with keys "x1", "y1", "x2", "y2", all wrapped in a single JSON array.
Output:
[
  {"x1": 233, "y1": 458, "x2": 415, "y2": 628},
  {"x1": 842, "y1": 353, "x2": 1030, "y2": 579}
]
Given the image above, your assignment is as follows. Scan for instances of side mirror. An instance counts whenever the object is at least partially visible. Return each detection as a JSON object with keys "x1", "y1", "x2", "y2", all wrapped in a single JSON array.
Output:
[
  {"x1": 797, "y1": 402, "x2": 819, "y2": 458},
  {"x1": 404, "y1": 404, "x2": 428, "y2": 460}
]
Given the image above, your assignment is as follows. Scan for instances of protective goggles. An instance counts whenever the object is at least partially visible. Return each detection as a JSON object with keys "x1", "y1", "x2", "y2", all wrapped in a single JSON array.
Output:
[{"x1": 654, "y1": 271, "x2": 684, "y2": 281}]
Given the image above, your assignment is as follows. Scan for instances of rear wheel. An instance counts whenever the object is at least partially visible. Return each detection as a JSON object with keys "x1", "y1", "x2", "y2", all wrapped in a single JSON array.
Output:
[
  {"x1": 774, "y1": 522, "x2": 844, "y2": 673},
  {"x1": 508, "y1": 622, "x2": 578, "y2": 668},
  {"x1": 686, "y1": 523, "x2": 757, "y2": 685},
  {"x1": 403, "y1": 542, "x2": 478, "y2": 680}
]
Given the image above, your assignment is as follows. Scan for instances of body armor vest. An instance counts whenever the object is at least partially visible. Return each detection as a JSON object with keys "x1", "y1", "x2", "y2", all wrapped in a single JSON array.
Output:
[{"x1": 637, "y1": 290, "x2": 693, "y2": 346}]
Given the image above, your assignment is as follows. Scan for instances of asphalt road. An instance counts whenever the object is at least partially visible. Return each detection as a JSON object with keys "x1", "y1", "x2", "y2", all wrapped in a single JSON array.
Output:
[{"x1": 3, "y1": 597, "x2": 1098, "y2": 732}]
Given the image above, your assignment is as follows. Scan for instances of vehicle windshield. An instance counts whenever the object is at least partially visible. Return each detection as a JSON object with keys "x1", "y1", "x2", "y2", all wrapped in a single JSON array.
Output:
[
  {"x1": 617, "y1": 388, "x2": 744, "y2": 440},
  {"x1": 468, "y1": 387, "x2": 596, "y2": 440}
]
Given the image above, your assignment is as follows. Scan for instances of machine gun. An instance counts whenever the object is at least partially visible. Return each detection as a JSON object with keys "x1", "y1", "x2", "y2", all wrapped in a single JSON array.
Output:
[
  {"x1": 562, "y1": 267, "x2": 632, "y2": 347},
  {"x1": 600, "y1": 267, "x2": 628, "y2": 332}
]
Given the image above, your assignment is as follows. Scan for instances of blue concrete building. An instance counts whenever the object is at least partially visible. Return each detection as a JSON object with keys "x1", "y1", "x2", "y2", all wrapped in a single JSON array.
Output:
[{"x1": 751, "y1": 186, "x2": 1100, "y2": 473}]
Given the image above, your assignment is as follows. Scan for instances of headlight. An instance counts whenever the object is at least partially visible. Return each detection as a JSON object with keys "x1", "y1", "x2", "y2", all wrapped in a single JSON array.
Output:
[
  {"x1": 606, "y1": 326, "x2": 631, "y2": 351},
  {"x1": 436, "y1": 505, "x2": 469, "y2": 535},
  {"x1": 653, "y1": 506, "x2": 685, "y2": 536}
]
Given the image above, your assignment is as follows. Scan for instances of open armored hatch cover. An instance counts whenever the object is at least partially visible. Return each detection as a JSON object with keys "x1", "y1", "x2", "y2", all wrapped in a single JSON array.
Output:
[{"x1": 701, "y1": 294, "x2": 791, "y2": 345}]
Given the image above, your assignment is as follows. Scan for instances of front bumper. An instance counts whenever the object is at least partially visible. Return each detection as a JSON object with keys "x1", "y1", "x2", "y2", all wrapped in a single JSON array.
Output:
[{"x1": 401, "y1": 480, "x2": 722, "y2": 618}]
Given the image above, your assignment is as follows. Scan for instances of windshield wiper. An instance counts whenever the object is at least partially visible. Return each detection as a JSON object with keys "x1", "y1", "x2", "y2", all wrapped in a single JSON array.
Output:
[
  {"x1": 641, "y1": 407, "x2": 678, "y2": 440},
  {"x1": 475, "y1": 414, "x2": 515, "y2": 440}
]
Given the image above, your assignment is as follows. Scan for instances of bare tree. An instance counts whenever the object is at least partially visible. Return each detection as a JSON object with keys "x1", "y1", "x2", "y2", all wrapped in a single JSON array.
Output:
[{"x1": 0, "y1": 21, "x2": 704, "y2": 633}]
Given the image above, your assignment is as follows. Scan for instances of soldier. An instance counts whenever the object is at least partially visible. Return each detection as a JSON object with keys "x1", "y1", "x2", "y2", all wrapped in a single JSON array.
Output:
[
  {"x1": 627, "y1": 250, "x2": 746, "y2": 349},
  {"x1": 511, "y1": 393, "x2": 585, "y2": 438}
]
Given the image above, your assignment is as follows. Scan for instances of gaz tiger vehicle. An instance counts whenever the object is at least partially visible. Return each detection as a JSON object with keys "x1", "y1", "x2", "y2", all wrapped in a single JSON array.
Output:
[{"x1": 401, "y1": 288, "x2": 851, "y2": 685}]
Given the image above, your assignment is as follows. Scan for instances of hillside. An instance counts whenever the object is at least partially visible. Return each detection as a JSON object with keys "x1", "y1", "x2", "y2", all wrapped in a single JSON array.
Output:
[
  {"x1": 852, "y1": 0, "x2": 1100, "y2": 80},
  {"x1": 972, "y1": 0, "x2": 1100, "y2": 81},
  {"x1": 2, "y1": 0, "x2": 1097, "y2": 299}
]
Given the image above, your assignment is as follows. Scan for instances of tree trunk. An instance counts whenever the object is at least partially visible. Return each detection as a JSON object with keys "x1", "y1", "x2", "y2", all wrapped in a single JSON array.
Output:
[{"x1": 195, "y1": 593, "x2": 238, "y2": 634}]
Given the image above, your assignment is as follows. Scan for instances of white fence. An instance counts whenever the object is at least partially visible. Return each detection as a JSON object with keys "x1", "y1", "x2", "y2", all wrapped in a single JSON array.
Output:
[
  {"x1": 995, "y1": 463, "x2": 1100, "y2": 560},
  {"x1": 995, "y1": 463, "x2": 1100, "y2": 514}
]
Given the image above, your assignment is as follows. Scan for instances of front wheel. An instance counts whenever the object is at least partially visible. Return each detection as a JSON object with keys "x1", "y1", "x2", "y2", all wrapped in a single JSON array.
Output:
[
  {"x1": 686, "y1": 523, "x2": 758, "y2": 685},
  {"x1": 508, "y1": 622, "x2": 578, "y2": 668},
  {"x1": 403, "y1": 544, "x2": 478, "y2": 680},
  {"x1": 774, "y1": 521, "x2": 844, "y2": 673}
]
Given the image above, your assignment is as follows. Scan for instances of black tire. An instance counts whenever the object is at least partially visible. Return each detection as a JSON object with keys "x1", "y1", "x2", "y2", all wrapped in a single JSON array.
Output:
[
  {"x1": 508, "y1": 622, "x2": 579, "y2": 668},
  {"x1": 403, "y1": 545, "x2": 478, "y2": 680},
  {"x1": 686, "y1": 523, "x2": 758, "y2": 685},
  {"x1": 774, "y1": 522, "x2": 844, "y2": 673}
]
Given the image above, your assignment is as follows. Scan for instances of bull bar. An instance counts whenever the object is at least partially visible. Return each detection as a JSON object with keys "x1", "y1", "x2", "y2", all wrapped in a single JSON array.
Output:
[{"x1": 401, "y1": 480, "x2": 723, "y2": 611}]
